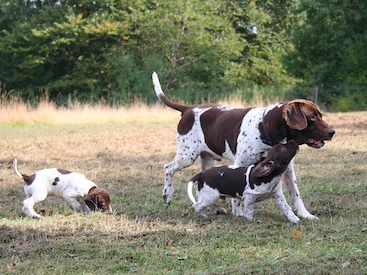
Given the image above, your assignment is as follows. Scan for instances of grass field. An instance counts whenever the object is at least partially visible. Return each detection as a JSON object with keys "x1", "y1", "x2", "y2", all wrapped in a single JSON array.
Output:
[{"x1": 0, "y1": 102, "x2": 366, "y2": 274}]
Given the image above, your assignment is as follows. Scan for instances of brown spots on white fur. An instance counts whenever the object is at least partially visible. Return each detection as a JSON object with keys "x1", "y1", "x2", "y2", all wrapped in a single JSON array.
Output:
[{"x1": 52, "y1": 177, "x2": 59, "y2": 186}]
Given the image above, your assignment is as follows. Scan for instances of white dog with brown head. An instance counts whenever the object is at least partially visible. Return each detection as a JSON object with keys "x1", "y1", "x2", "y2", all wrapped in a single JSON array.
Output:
[{"x1": 13, "y1": 159, "x2": 112, "y2": 218}]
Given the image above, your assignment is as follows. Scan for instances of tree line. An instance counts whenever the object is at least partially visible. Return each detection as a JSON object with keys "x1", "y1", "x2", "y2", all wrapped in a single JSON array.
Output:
[{"x1": 0, "y1": 0, "x2": 366, "y2": 111}]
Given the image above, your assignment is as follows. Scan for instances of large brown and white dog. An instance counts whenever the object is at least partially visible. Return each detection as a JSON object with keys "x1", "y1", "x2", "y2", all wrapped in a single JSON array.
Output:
[
  {"x1": 152, "y1": 72, "x2": 335, "y2": 220},
  {"x1": 13, "y1": 159, "x2": 112, "y2": 218}
]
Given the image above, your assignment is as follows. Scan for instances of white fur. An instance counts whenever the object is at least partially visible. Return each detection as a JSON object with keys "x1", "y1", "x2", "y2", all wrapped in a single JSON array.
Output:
[{"x1": 242, "y1": 175, "x2": 300, "y2": 223}]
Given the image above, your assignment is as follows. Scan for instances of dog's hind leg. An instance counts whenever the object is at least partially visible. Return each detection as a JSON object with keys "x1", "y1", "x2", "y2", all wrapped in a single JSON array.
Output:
[
  {"x1": 22, "y1": 193, "x2": 47, "y2": 218},
  {"x1": 193, "y1": 202, "x2": 208, "y2": 219},
  {"x1": 163, "y1": 156, "x2": 197, "y2": 204},
  {"x1": 162, "y1": 141, "x2": 201, "y2": 204}
]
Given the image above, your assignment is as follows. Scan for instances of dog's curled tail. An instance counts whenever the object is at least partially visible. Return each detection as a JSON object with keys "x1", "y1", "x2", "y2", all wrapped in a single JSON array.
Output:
[
  {"x1": 152, "y1": 72, "x2": 189, "y2": 113},
  {"x1": 12, "y1": 158, "x2": 23, "y2": 179},
  {"x1": 187, "y1": 181, "x2": 196, "y2": 204}
]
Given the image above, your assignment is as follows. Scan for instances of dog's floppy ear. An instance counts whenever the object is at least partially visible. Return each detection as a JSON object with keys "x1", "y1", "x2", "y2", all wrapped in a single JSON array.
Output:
[
  {"x1": 84, "y1": 192, "x2": 97, "y2": 211},
  {"x1": 283, "y1": 100, "x2": 307, "y2": 131},
  {"x1": 251, "y1": 161, "x2": 275, "y2": 177}
]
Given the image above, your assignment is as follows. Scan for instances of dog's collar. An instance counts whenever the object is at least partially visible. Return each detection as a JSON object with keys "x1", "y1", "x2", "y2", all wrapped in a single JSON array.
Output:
[
  {"x1": 245, "y1": 164, "x2": 255, "y2": 187},
  {"x1": 261, "y1": 109, "x2": 277, "y2": 146}
]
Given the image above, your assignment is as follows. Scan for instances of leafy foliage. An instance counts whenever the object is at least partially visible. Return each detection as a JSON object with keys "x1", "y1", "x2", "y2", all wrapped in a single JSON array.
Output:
[
  {"x1": 0, "y1": 0, "x2": 366, "y2": 109},
  {"x1": 285, "y1": 0, "x2": 367, "y2": 109}
]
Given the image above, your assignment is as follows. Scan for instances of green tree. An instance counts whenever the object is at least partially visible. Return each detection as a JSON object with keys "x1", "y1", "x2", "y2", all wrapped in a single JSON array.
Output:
[
  {"x1": 0, "y1": 0, "x2": 131, "y2": 102},
  {"x1": 0, "y1": 0, "x2": 299, "y2": 105},
  {"x1": 285, "y1": 0, "x2": 367, "y2": 109},
  {"x1": 225, "y1": 0, "x2": 297, "y2": 86},
  {"x1": 121, "y1": 0, "x2": 245, "y2": 102}
]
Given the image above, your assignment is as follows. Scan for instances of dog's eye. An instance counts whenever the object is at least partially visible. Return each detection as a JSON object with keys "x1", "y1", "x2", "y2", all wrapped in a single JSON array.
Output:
[{"x1": 310, "y1": 115, "x2": 317, "y2": 121}]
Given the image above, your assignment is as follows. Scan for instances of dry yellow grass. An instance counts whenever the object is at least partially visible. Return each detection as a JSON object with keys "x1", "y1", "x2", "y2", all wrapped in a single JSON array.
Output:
[
  {"x1": 0, "y1": 98, "x2": 181, "y2": 125},
  {"x1": 0, "y1": 96, "x2": 271, "y2": 126},
  {"x1": 1, "y1": 98, "x2": 366, "y2": 274}
]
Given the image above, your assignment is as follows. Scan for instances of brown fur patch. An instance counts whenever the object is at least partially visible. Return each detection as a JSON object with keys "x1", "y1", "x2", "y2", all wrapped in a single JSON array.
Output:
[
  {"x1": 57, "y1": 169, "x2": 72, "y2": 175},
  {"x1": 200, "y1": 108, "x2": 253, "y2": 155},
  {"x1": 23, "y1": 174, "x2": 36, "y2": 186},
  {"x1": 177, "y1": 108, "x2": 195, "y2": 135},
  {"x1": 259, "y1": 106, "x2": 286, "y2": 145}
]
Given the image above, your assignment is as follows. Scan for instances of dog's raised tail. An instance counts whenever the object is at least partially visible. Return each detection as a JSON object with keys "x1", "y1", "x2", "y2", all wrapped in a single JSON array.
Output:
[
  {"x1": 187, "y1": 181, "x2": 196, "y2": 204},
  {"x1": 12, "y1": 158, "x2": 24, "y2": 179},
  {"x1": 152, "y1": 72, "x2": 189, "y2": 113}
]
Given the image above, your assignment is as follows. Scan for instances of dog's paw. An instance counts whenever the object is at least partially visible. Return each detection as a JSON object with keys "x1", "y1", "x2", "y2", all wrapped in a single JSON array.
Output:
[
  {"x1": 289, "y1": 216, "x2": 301, "y2": 223},
  {"x1": 162, "y1": 189, "x2": 174, "y2": 205},
  {"x1": 306, "y1": 214, "x2": 319, "y2": 221},
  {"x1": 301, "y1": 213, "x2": 319, "y2": 221},
  {"x1": 297, "y1": 210, "x2": 319, "y2": 221},
  {"x1": 162, "y1": 194, "x2": 173, "y2": 205},
  {"x1": 242, "y1": 213, "x2": 254, "y2": 221},
  {"x1": 216, "y1": 207, "x2": 227, "y2": 215}
]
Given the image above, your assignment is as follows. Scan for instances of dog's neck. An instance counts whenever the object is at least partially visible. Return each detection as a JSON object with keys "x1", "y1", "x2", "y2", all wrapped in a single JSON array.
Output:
[
  {"x1": 260, "y1": 105, "x2": 289, "y2": 146},
  {"x1": 260, "y1": 109, "x2": 278, "y2": 146}
]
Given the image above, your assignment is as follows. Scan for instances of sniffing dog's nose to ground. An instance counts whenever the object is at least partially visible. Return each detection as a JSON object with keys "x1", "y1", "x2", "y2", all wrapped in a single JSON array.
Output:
[
  {"x1": 153, "y1": 72, "x2": 335, "y2": 220},
  {"x1": 13, "y1": 159, "x2": 112, "y2": 218},
  {"x1": 187, "y1": 141, "x2": 300, "y2": 223}
]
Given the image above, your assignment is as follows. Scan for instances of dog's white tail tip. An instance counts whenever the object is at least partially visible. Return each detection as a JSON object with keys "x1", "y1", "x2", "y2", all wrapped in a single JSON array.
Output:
[
  {"x1": 12, "y1": 158, "x2": 23, "y2": 179},
  {"x1": 152, "y1": 71, "x2": 164, "y2": 98},
  {"x1": 187, "y1": 181, "x2": 196, "y2": 203}
]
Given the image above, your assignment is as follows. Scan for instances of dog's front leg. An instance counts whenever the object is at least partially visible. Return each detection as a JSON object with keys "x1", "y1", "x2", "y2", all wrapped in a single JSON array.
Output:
[
  {"x1": 79, "y1": 201, "x2": 91, "y2": 214},
  {"x1": 283, "y1": 160, "x2": 319, "y2": 221},
  {"x1": 64, "y1": 196, "x2": 85, "y2": 213},
  {"x1": 273, "y1": 186, "x2": 300, "y2": 223},
  {"x1": 231, "y1": 198, "x2": 244, "y2": 216},
  {"x1": 242, "y1": 195, "x2": 256, "y2": 221}
]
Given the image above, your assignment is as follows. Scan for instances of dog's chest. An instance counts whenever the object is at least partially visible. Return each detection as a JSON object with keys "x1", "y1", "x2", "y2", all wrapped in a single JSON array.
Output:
[
  {"x1": 243, "y1": 176, "x2": 282, "y2": 201},
  {"x1": 234, "y1": 108, "x2": 271, "y2": 166}
]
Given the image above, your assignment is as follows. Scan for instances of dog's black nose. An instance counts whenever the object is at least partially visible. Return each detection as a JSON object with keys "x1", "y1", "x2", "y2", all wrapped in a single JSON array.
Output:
[{"x1": 328, "y1": 128, "x2": 335, "y2": 139}]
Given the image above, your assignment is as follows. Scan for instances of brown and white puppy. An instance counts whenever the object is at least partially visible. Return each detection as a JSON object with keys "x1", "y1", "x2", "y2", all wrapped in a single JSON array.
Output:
[
  {"x1": 12, "y1": 159, "x2": 112, "y2": 218},
  {"x1": 152, "y1": 72, "x2": 335, "y2": 220},
  {"x1": 188, "y1": 141, "x2": 300, "y2": 222}
]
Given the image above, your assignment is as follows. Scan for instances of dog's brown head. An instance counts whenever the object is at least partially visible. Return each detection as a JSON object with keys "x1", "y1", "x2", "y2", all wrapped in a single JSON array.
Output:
[
  {"x1": 251, "y1": 140, "x2": 299, "y2": 179},
  {"x1": 84, "y1": 187, "x2": 113, "y2": 213},
  {"x1": 283, "y1": 99, "x2": 335, "y2": 148}
]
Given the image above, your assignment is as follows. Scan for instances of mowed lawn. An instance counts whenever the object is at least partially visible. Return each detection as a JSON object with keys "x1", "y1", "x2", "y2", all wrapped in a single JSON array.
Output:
[{"x1": 0, "y1": 108, "x2": 366, "y2": 274}]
